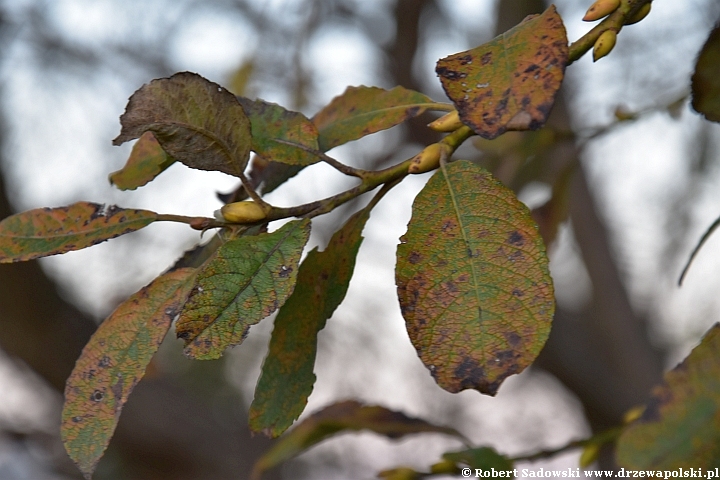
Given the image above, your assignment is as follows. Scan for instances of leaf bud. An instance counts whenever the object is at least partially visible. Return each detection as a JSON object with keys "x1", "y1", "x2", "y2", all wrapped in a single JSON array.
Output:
[
  {"x1": 579, "y1": 442, "x2": 600, "y2": 468},
  {"x1": 427, "y1": 110, "x2": 464, "y2": 132},
  {"x1": 583, "y1": 0, "x2": 620, "y2": 21},
  {"x1": 219, "y1": 201, "x2": 267, "y2": 224},
  {"x1": 408, "y1": 143, "x2": 451, "y2": 174},
  {"x1": 592, "y1": 30, "x2": 617, "y2": 62},
  {"x1": 624, "y1": 2, "x2": 651, "y2": 25}
]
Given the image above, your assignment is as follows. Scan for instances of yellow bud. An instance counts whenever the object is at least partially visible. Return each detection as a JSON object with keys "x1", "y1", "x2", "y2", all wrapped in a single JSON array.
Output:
[
  {"x1": 624, "y1": 2, "x2": 651, "y2": 25},
  {"x1": 428, "y1": 110, "x2": 464, "y2": 132},
  {"x1": 408, "y1": 143, "x2": 451, "y2": 174},
  {"x1": 622, "y1": 405, "x2": 646, "y2": 424},
  {"x1": 583, "y1": 0, "x2": 620, "y2": 21},
  {"x1": 579, "y1": 443, "x2": 600, "y2": 468},
  {"x1": 219, "y1": 201, "x2": 267, "y2": 223},
  {"x1": 593, "y1": 30, "x2": 617, "y2": 62}
]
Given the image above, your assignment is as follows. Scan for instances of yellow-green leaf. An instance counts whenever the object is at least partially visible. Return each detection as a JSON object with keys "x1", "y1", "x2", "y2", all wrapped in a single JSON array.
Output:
[
  {"x1": 176, "y1": 219, "x2": 311, "y2": 360},
  {"x1": 109, "y1": 132, "x2": 175, "y2": 190},
  {"x1": 616, "y1": 323, "x2": 720, "y2": 469},
  {"x1": 113, "y1": 72, "x2": 252, "y2": 177},
  {"x1": 442, "y1": 447, "x2": 513, "y2": 472},
  {"x1": 692, "y1": 23, "x2": 720, "y2": 122},
  {"x1": 436, "y1": 5, "x2": 568, "y2": 139},
  {"x1": 249, "y1": 207, "x2": 370, "y2": 437},
  {"x1": 237, "y1": 97, "x2": 320, "y2": 166},
  {"x1": 396, "y1": 161, "x2": 554, "y2": 395},
  {"x1": 251, "y1": 401, "x2": 464, "y2": 480},
  {"x1": 313, "y1": 86, "x2": 436, "y2": 151},
  {"x1": 0, "y1": 202, "x2": 158, "y2": 263},
  {"x1": 61, "y1": 268, "x2": 195, "y2": 479}
]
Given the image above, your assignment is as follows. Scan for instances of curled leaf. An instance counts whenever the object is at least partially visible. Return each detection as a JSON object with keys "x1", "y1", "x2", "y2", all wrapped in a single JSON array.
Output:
[
  {"x1": 61, "y1": 268, "x2": 195, "y2": 479},
  {"x1": 436, "y1": 6, "x2": 568, "y2": 139},
  {"x1": 251, "y1": 401, "x2": 464, "y2": 480},
  {"x1": 692, "y1": 23, "x2": 720, "y2": 122},
  {"x1": 113, "y1": 72, "x2": 252, "y2": 177},
  {"x1": 0, "y1": 202, "x2": 157, "y2": 263},
  {"x1": 396, "y1": 161, "x2": 554, "y2": 395},
  {"x1": 109, "y1": 132, "x2": 175, "y2": 190}
]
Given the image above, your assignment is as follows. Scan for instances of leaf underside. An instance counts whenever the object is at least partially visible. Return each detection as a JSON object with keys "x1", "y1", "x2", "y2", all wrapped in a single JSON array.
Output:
[
  {"x1": 0, "y1": 202, "x2": 157, "y2": 263},
  {"x1": 436, "y1": 5, "x2": 568, "y2": 139},
  {"x1": 396, "y1": 160, "x2": 554, "y2": 395},
  {"x1": 249, "y1": 206, "x2": 371, "y2": 437},
  {"x1": 616, "y1": 323, "x2": 720, "y2": 469},
  {"x1": 109, "y1": 131, "x2": 175, "y2": 190},
  {"x1": 113, "y1": 71, "x2": 252, "y2": 177},
  {"x1": 61, "y1": 268, "x2": 195, "y2": 479},
  {"x1": 176, "y1": 219, "x2": 311, "y2": 360}
]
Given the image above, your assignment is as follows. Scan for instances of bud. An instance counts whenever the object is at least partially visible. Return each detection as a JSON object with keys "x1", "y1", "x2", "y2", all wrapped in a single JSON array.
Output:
[
  {"x1": 623, "y1": 405, "x2": 646, "y2": 424},
  {"x1": 579, "y1": 443, "x2": 600, "y2": 468},
  {"x1": 408, "y1": 143, "x2": 452, "y2": 174},
  {"x1": 593, "y1": 30, "x2": 617, "y2": 62},
  {"x1": 428, "y1": 110, "x2": 464, "y2": 132},
  {"x1": 218, "y1": 201, "x2": 267, "y2": 223},
  {"x1": 583, "y1": 0, "x2": 620, "y2": 21},
  {"x1": 625, "y1": 2, "x2": 651, "y2": 25}
]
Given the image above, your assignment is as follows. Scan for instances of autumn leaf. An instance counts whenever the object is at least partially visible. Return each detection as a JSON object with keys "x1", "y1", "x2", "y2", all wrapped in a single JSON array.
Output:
[
  {"x1": 249, "y1": 206, "x2": 371, "y2": 437},
  {"x1": 691, "y1": 23, "x2": 720, "y2": 122},
  {"x1": 113, "y1": 72, "x2": 252, "y2": 177},
  {"x1": 109, "y1": 132, "x2": 175, "y2": 190},
  {"x1": 237, "y1": 97, "x2": 320, "y2": 166},
  {"x1": 396, "y1": 160, "x2": 554, "y2": 395},
  {"x1": 0, "y1": 202, "x2": 158, "y2": 263},
  {"x1": 251, "y1": 401, "x2": 465, "y2": 480},
  {"x1": 616, "y1": 323, "x2": 720, "y2": 469},
  {"x1": 313, "y1": 86, "x2": 439, "y2": 151},
  {"x1": 436, "y1": 5, "x2": 568, "y2": 139},
  {"x1": 176, "y1": 219, "x2": 311, "y2": 360},
  {"x1": 61, "y1": 268, "x2": 195, "y2": 479}
]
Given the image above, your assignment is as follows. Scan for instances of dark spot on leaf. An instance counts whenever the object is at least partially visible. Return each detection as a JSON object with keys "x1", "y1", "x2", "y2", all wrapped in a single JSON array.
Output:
[
  {"x1": 279, "y1": 265, "x2": 292, "y2": 277},
  {"x1": 508, "y1": 231, "x2": 524, "y2": 246},
  {"x1": 481, "y1": 52, "x2": 492, "y2": 65},
  {"x1": 177, "y1": 331, "x2": 190, "y2": 340},
  {"x1": 458, "y1": 54, "x2": 473, "y2": 65},
  {"x1": 406, "y1": 106, "x2": 421, "y2": 117},
  {"x1": 436, "y1": 67, "x2": 462, "y2": 80},
  {"x1": 98, "y1": 356, "x2": 111, "y2": 368},
  {"x1": 512, "y1": 288, "x2": 524, "y2": 297},
  {"x1": 505, "y1": 332, "x2": 521, "y2": 348},
  {"x1": 72, "y1": 416, "x2": 83, "y2": 423},
  {"x1": 408, "y1": 251, "x2": 421, "y2": 264},
  {"x1": 444, "y1": 281, "x2": 459, "y2": 294},
  {"x1": 524, "y1": 64, "x2": 539, "y2": 73},
  {"x1": 91, "y1": 390, "x2": 104, "y2": 402}
]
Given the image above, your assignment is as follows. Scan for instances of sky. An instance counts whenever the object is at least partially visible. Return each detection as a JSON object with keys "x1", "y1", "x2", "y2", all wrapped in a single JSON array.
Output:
[{"x1": 0, "y1": 0, "x2": 719, "y2": 477}]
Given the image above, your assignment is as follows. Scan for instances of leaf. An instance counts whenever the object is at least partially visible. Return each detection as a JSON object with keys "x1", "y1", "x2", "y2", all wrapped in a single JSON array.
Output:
[
  {"x1": 176, "y1": 219, "x2": 311, "y2": 360},
  {"x1": 109, "y1": 132, "x2": 175, "y2": 190},
  {"x1": 313, "y1": 86, "x2": 435, "y2": 151},
  {"x1": 436, "y1": 5, "x2": 568, "y2": 140},
  {"x1": 616, "y1": 323, "x2": 720, "y2": 469},
  {"x1": 249, "y1": 207, "x2": 371, "y2": 437},
  {"x1": 0, "y1": 202, "x2": 158, "y2": 263},
  {"x1": 61, "y1": 268, "x2": 195, "y2": 479},
  {"x1": 251, "y1": 401, "x2": 464, "y2": 480},
  {"x1": 259, "y1": 162, "x2": 304, "y2": 195},
  {"x1": 443, "y1": 447, "x2": 514, "y2": 471},
  {"x1": 691, "y1": 23, "x2": 720, "y2": 122},
  {"x1": 396, "y1": 160, "x2": 554, "y2": 395},
  {"x1": 237, "y1": 97, "x2": 320, "y2": 166},
  {"x1": 113, "y1": 72, "x2": 252, "y2": 177}
]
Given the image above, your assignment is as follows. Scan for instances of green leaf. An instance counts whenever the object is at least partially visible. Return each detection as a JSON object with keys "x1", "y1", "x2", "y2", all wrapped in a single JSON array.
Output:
[
  {"x1": 0, "y1": 202, "x2": 158, "y2": 263},
  {"x1": 113, "y1": 72, "x2": 252, "y2": 177},
  {"x1": 616, "y1": 323, "x2": 720, "y2": 469},
  {"x1": 313, "y1": 86, "x2": 436, "y2": 151},
  {"x1": 61, "y1": 268, "x2": 195, "y2": 479},
  {"x1": 692, "y1": 23, "x2": 720, "y2": 122},
  {"x1": 109, "y1": 132, "x2": 175, "y2": 190},
  {"x1": 237, "y1": 97, "x2": 320, "y2": 166},
  {"x1": 251, "y1": 401, "x2": 464, "y2": 480},
  {"x1": 176, "y1": 219, "x2": 311, "y2": 360},
  {"x1": 436, "y1": 5, "x2": 568, "y2": 140},
  {"x1": 443, "y1": 447, "x2": 514, "y2": 471},
  {"x1": 259, "y1": 162, "x2": 304, "y2": 195},
  {"x1": 249, "y1": 207, "x2": 371, "y2": 437},
  {"x1": 396, "y1": 160, "x2": 554, "y2": 395}
]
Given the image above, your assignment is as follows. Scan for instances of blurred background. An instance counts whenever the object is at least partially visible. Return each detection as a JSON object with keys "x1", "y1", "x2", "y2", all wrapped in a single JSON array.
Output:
[{"x1": 0, "y1": 0, "x2": 719, "y2": 478}]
